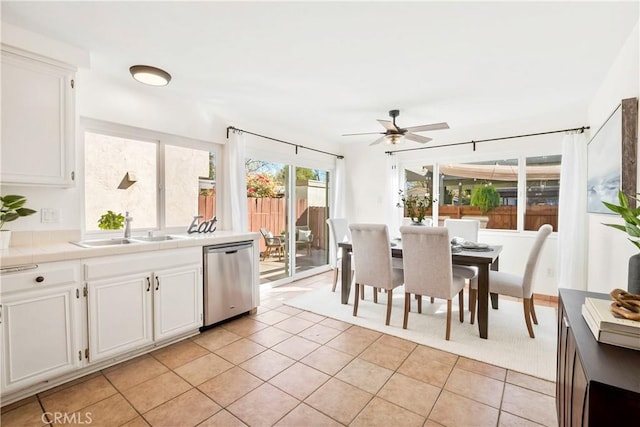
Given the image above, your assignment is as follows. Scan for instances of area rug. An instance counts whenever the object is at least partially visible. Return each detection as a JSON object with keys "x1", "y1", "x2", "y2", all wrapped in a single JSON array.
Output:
[{"x1": 285, "y1": 285, "x2": 557, "y2": 381}]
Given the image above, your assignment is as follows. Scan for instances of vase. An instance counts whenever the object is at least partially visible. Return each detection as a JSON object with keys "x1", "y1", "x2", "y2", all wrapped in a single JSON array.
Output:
[
  {"x1": 0, "y1": 230, "x2": 11, "y2": 249},
  {"x1": 411, "y1": 219, "x2": 425, "y2": 226},
  {"x1": 628, "y1": 253, "x2": 640, "y2": 295}
]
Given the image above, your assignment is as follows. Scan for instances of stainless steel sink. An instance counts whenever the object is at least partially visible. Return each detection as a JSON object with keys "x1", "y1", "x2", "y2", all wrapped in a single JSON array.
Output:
[
  {"x1": 130, "y1": 235, "x2": 188, "y2": 242},
  {"x1": 71, "y1": 238, "x2": 138, "y2": 248}
]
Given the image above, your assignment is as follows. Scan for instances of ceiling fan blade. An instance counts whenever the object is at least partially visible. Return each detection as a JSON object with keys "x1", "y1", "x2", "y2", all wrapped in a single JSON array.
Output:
[
  {"x1": 404, "y1": 133, "x2": 432, "y2": 144},
  {"x1": 405, "y1": 122, "x2": 450, "y2": 132},
  {"x1": 369, "y1": 136, "x2": 388, "y2": 146},
  {"x1": 377, "y1": 119, "x2": 399, "y2": 132},
  {"x1": 342, "y1": 132, "x2": 385, "y2": 136}
]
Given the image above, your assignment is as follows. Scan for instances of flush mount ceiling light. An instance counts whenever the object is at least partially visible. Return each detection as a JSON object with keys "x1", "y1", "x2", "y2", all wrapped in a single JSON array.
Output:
[{"x1": 129, "y1": 65, "x2": 171, "y2": 86}]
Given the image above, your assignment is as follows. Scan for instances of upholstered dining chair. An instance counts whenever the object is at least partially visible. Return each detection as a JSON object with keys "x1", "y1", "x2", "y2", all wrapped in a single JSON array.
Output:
[
  {"x1": 445, "y1": 218, "x2": 480, "y2": 320},
  {"x1": 349, "y1": 224, "x2": 404, "y2": 325},
  {"x1": 470, "y1": 224, "x2": 553, "y2": 338},
  {"x1": 400, "y1": 226, "x2": 465, "y2": 340},
  {"x1": 326, "y1": 218, "x2": 352, "y2": 292}
]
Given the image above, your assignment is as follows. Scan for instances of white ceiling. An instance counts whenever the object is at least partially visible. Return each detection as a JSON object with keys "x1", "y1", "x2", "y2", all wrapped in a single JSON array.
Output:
[{"x1": 2, "y1": 1, "x2": 638, "y2": 147}]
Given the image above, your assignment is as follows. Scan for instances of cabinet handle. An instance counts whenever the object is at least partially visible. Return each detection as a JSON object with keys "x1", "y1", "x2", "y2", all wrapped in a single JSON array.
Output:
[
  {"x1": 155, "y1": 276, "x2": 160, "y2": 291},
  {"x1": 35, "y1": 276, "x2": 45, "y2": 283},
  {"x1": 146, "y1": 277, "x2": 151, "y2": 292},
  {"x1": 563, "y1": 315, "x2": 570, "y2": 328}
]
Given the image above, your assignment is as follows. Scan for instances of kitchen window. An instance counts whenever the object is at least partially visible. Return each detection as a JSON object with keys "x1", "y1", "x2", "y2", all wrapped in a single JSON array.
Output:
[{"x1": 83, "y1": 121, "x2": 219, "y2": 233}]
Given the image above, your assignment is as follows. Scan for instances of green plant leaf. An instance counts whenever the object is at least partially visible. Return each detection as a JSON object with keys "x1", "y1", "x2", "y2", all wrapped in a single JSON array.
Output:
[
  {"x1": 618, "y1": 191, "x2": 629, "y2": 208},
  {"x1": 2, "y1": 212, "x2": 19, "y2": 222},
  {"x1": 625, "y1": 222, "x2": 640, "y2": 237},
  {"x1": 16, "y1": 208, "x2": 37, "y2": 217}
]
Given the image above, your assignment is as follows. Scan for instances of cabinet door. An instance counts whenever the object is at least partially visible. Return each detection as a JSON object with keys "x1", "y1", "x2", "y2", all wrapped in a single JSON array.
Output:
[
  {"x1": 1, "y1": 284, "x2": 82, "y2": 393},
  {"x1": 153, "y1": 264, "x2": 202, "y2": 341},
  {"x1": 87, "y1": 274, "x2": 152, "y2": 363},
  {"x1": 1, "y1": 49, "x2": 75, "y2": 186}
]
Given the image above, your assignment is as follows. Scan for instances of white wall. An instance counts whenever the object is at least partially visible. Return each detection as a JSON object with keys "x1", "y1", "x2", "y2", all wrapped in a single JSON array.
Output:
[{"x1": 587, "y1": 21, "x2": 639, "y2": 293}]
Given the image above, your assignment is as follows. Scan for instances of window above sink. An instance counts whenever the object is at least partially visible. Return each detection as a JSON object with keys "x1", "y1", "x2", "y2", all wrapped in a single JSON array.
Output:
[{"x1": 82, "y1": 119, "x2": 220, "y2": 237}]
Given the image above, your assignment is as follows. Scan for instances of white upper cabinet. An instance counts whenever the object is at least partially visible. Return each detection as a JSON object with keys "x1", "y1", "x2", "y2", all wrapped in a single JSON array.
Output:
[{"x1": 1, "y1": 47, "x2": 76, "y2": 187}]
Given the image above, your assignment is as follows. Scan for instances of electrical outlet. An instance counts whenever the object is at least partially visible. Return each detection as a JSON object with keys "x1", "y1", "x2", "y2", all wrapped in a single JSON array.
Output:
[
  {"x1": 546, "y1": 267, "x2": 555, "y2": 278},
  {"x1": 41, "y1": 208, "x2": 60, "y2": 224}
]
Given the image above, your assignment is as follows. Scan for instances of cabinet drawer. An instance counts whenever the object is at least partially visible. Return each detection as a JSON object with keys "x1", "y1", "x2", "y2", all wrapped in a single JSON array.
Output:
[{"x1": 1, "y1": 261, "x2": 81, "y2": 294}]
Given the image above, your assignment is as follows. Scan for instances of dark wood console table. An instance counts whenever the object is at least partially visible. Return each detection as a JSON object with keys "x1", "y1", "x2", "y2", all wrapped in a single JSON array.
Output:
[{"x1": 557, "y1": 289, "x2": 640, "y2": 427}]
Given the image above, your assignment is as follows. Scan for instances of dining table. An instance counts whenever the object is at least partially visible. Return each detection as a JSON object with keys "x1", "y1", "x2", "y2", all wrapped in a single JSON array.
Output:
[{"x1": 338, "y1": 240, "x2": 502, "y2": 339}]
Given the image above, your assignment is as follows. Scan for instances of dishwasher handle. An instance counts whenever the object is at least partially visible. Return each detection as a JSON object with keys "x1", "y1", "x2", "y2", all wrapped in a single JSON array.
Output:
[{"x1": 204, "y1": 241, "x2": 253, "y2": 254}]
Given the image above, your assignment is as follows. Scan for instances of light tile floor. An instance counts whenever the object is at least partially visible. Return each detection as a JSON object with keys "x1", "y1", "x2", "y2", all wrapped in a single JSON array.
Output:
[{"x1": 1, "y1": 271, "x2": 559, "y2": 427}]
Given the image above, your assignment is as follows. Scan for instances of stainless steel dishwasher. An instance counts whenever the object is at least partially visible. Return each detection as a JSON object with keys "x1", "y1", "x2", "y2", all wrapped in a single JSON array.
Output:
[{"x1": 203, "y1": 241, "x2": 254, "y2": 327}]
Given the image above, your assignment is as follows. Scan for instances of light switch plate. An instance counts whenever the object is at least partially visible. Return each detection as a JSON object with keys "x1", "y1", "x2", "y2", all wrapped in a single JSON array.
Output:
[{"x1": 41, "y1": 208, "x2": 60, "y2": 224}]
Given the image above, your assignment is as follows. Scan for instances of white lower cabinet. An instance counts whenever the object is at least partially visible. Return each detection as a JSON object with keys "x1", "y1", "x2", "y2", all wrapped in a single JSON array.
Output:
[
  {"x1": 87, "y1": 274, "x2": 153, "y2": 363},
  {"x1": 0, "y1": 247, "x2": 205, "y2": 400},
  {"x1": 0, "y1": 261, "x2": 83, "y2": 394},
  {"x1": 153, "y1": 265, "x2": 202, "y2": 341},
  {"x1": 84, "y1": 247, "x2": 202, "y2": 363}
]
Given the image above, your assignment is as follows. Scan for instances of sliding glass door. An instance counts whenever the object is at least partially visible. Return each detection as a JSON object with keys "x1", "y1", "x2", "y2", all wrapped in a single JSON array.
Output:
[
  {"x1": 246, "y1": 158, "x2": 331, "y2": 284},
  {"x1": 294, "y1": 166, "x2": 330, "y2": 275}
]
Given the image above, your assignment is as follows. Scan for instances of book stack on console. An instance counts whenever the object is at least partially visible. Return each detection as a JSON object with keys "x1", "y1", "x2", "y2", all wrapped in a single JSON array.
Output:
[{"x1": 581, "y1": 297, "x2": 640, "y2": 351}]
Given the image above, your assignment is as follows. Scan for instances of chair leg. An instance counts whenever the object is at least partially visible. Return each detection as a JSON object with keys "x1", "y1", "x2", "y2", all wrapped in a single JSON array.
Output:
[
  {"x1": 417, "y1": 295, "x2": 422, "y2": 314},
  {"x1": 490, "y1": 292, "x2": 499, "y2": 309},
  {"x1": 360, "y1": 284, "x2": 365, "y2": 300},
  {"x1": 331, "y1": 268, "x2": 338, "y2": 292},
  {"x1": 530, "y1": 295, "x2": 538, "y2": 324},
  {"x1": 446, "y1": 299, "x2": 452, "y2": 341},
  {"x1": 523, "y1": 298, "x2": 535, "y2": 338},
  {"x1": 385, "y1": 289, "x2": 393, "y2": 326},
  {"x1": 373, "y1": 287, "x2": 378, "y2": 303},
  {"x1": 459, "y1": 289, "x2": 464, "y2": 323},
  {"x1": 430, "y1": 296, "x2": 435, "y2": 304},
  {"x1": 403, "y1": 292, "x2": 410, "y2": 329},
  {"x1": 353, "y1": 283, "x2": 360, "y2": 317},
  {"x1": 470, "y1": 289, "x2": 477, "y2": 325}
]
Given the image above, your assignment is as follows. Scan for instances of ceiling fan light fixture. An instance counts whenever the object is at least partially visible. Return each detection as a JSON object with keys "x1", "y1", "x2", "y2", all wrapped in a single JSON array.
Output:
[
  {"x1": 386, "y1": 134, "x2": 404, "y2": 144},
  {"x1": 129, "y1": 65, "x2": 172, "y2": 86}
]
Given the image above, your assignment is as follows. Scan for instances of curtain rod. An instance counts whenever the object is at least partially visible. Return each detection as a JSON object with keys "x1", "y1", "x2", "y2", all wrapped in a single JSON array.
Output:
[
  {"x1": 385, "y1": 126, "x2": 589, "y2": 155},
  {"x1": 227, "y1": 126, "x2": 344, "y2": 159}
]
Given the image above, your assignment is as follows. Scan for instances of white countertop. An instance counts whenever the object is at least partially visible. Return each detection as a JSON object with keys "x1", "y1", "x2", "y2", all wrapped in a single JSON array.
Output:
[{"x1": 0, "y1": 231, "x2": 260, "y2": 268}]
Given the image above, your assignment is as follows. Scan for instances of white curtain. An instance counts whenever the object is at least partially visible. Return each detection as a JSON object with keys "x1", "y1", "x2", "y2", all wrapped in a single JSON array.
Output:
[
  {"x1": 222, "y1": 130, "x2": 248, "y2": 232},
  {"x1": 328, "y1": 157, "x2": 346, "y2": 268},
  {"x1": 557, "y1": 132, "x2": 587, "y2": 289},
  {"x1": 386, "y1": 154, "x2": 401, "y2": 238},
  {"x1": 331, "y1": 157, "x2": 346, "y2": 218}
]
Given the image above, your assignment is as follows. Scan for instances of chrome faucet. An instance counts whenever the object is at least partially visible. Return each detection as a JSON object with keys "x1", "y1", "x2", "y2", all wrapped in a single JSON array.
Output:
[{"x1": 124, "y1": 211, "x2": 132, "y2": 238}]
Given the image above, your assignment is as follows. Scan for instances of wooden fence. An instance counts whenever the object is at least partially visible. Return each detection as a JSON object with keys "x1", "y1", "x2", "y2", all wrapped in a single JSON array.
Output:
[
  {"x1": 200, "y1": 195, "x2": 328, "y2": 253},
  {"x1": 434, "y1": 205, "x2": 558, "y2": 231}
]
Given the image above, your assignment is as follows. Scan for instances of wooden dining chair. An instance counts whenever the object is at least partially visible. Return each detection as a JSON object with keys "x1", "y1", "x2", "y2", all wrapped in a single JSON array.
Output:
[
  {"x1": 400, "y1": 226, "x2": 465, "y2": 340},
  {"x1": 470, "y1": 224, "x2": 553, "y2": 338},
  {"x1": 349, "y1": 224, "x2": 404, "y2": 325}
]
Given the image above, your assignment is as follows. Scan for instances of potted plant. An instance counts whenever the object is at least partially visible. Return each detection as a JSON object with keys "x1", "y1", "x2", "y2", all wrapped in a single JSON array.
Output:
[
  {"x1": 470, "y1": 184, "x2": 501, "y2": 214},
  {"x1": 602, "y1": 190, "x2": 640, "y2": 294},
  {"x1": 98, "y1": 210, "x2": 125, "y2": 230},
  {"x1": 397, "y1": 189, "x2": 432, "y2": 224},
  {"x1": 0, "y1": 194, "x2": 37, "y2": 249}
]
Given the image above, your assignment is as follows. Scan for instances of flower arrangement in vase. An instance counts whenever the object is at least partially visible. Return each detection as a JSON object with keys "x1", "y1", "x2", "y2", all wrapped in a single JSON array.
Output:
[{"x1": 397, "y1": 189, "x2": 432, "y2": 224}]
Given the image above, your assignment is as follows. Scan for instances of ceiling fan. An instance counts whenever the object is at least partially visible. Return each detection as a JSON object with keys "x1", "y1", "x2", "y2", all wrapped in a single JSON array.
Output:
[{"x1": 343, "y1": 109, "x2": 449, "y2": 145}]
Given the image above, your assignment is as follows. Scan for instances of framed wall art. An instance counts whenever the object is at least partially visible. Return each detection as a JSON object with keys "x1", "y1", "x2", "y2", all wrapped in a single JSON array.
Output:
[{"x1": 587, "y1": 97, "x2": 638, "y2": 213}]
